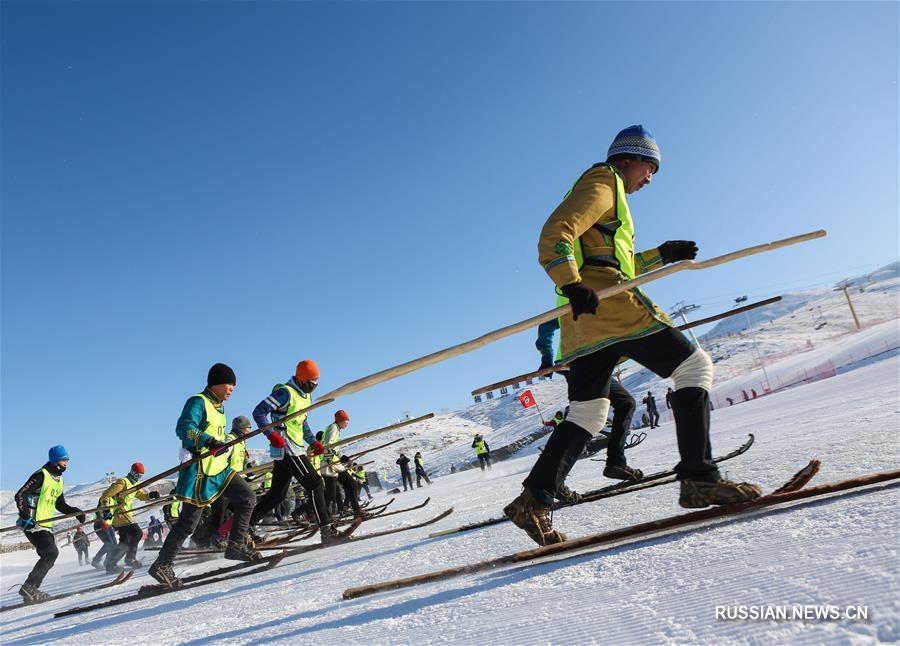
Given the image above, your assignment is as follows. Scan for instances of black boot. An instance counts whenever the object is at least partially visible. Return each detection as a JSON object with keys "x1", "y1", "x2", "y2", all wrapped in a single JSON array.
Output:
[
  {"x1": 670, "y1": 387, "x2": 719, "y2": 481},
  {"x1": 524, "y1": 421, "x2": 591, "y2": 507}
]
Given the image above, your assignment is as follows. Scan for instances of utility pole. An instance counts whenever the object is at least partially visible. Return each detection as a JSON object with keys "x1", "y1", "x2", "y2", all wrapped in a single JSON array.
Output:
[
  {"x1": 735, "y1": 296, "x2": 771, "y2": 393},
  {"x1": 834, "y1": 280, "x2": 861, "y2": 330},
  {"x1": 670, "y1": 301, "x2": 701, "y2": 346}
]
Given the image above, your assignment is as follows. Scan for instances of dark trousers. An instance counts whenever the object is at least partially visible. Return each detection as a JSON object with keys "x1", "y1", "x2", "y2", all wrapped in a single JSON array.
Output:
[
  {"x1": 477, "y1": 454, "x2": 492, "y2": 470},
  {"x1": 337, "y1": 471, "x2": 361, "y2": 513},
  {"x1": 91, "y1": 528, "x2": 116, "y2": 565},
  {"x1": 523, "y1": 328, "x2": 719, "y2": 507},
  {"x1": 156, "y1": 475, "x2": 255, "y2": 566},
  {"x1": 148, "y1": 526, "x2": 163, "y2": 542},
  {"x1": 359, "y1": 481, "x2": 372, "y2": 499},
  {"x1": 251, "y1": 455, "x2": 329, "y2": 527},
  {"x1": 193, "y1": 496, "x2": 230, "y2": 545},
  {"x1": 415, "y1": 468, "x2": 432, "y2": 487},
  {"x1": 106, "y1": 523, "x2": 143, "y2": 568},
  {"x1": 75, "y1": 545, "x2": 89, "y2": 563},
  {"x1": 400, "y1": 469, "x2": 414, "y2": 491},
  {"x1": 648, "y1": 407, "x2": 660, "y2": 427},
  {"x1": 24, "y1": 529, "x2": 59, "y2": 588},
  {"x1": 606, "y1": 379, "x2": 636, "y2": 466}
]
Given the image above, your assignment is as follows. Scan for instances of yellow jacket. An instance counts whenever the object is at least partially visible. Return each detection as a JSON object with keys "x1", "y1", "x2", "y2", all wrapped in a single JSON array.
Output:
[
  {"x1": 538, "y1": 164, "x2": 671, "y2": 362},
  {"x1": 99, "y1": 477, "x2": 151, "y2": 527}
]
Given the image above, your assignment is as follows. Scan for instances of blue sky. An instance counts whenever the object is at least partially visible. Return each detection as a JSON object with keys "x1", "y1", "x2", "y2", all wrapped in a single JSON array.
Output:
[{"x1": 2, "y1": 1, "x2": 897, "y2": 488}]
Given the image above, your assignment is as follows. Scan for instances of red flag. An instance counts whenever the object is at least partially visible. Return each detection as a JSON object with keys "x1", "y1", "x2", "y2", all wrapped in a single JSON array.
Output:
[{"x1": 518, "y1": 390, "x2": 536, "y2": 409}]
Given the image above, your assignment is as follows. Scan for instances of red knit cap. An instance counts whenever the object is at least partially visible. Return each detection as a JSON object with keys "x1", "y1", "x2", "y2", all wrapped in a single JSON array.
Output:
[
  {"x1": 335, "y1": 410, "x2": 350, "y2": 423},
  {"x1": 295, "y1": 359, "x2": 320, "y2": 382}
]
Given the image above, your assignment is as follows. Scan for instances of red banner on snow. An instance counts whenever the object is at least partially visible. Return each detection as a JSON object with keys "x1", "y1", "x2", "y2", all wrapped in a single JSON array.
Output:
[{"x1": 518, "y1": 390, "x2": 536, "y2": 408}]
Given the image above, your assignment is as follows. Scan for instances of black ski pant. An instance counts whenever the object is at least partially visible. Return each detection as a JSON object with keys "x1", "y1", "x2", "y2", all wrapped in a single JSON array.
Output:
[
  {"x1": 106, "y1": 523, "x2": 143, "y2": 568},
  {"x1": 648, "y1": 407, "x2": 660, "y2": 427},
  {"x1": 415, "y1": 468, "x2": 432, "y2": 487},
  {"x1": 24, "y1": 529, "x2": 58, "y2": 588},
  {"x1": 477, "y1": 454, "x2": 492, "y2": 471},
  {"x1": 337, "y1": 471, "x2": 361, "y2": 514},
  {"x1": 193, "y1": 495, "x2": 231, "y2": 546},
  {"x1": 75, "y1": 545, "x2": 89, "y2": 564},
  {"x1": 523, "y1": 327, "x2": 720, "y2": 507},
  {"x1": 605, "y1": 379, "x2": 636, "y2": 467},
  {"x1": 155, "y1": 475, "x2": 255, "y2": 566},
  {"x1": 400, "y1": 469, "x2": 414, "y2": 491},
  {"x1": 251, "y1": 455, "x2": 330, "y2": 527}
]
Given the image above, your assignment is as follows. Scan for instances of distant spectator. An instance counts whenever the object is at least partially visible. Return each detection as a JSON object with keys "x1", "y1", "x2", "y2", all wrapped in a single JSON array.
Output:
[
  {"x1": 726, "y1": 397, "x2": 734, "y2": 406},
  {"x1": 396, "y1": 453, "x2": 414, "y2": 491},
  {"x1": 665, "y1": 387, "x2": 674, "y2": 410},
  {"x1": 472, "y1": 434, "x2": 492, "y2": 470},
  {"x1": 642, "y1": 392, "x2": 660, "y2": 428},
  {"x1": 73, "y1": 527, "x2": 90, "y2": 566},
  {"x1": 751, "y1": 389, "x2": 758, "y2": 399}
]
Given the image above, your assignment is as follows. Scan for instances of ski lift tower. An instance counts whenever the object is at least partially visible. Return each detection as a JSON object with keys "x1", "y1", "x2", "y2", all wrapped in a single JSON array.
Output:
[{"x1": 734, "y1": 296, "x2": 771, "y2": 393}]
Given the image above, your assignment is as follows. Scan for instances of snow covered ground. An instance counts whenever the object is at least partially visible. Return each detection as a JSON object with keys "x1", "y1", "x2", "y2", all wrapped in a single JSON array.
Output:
[{"x1": 1, "y1": 355, "x2": 897, "y2": 644}]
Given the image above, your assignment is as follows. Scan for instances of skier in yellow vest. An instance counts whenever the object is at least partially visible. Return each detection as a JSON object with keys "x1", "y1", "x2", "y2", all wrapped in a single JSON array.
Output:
[
  {"x1": 192, "y1": 415, "x2": 253, "y2": 548},
  {"x1": 505, "y1": 126, "x2": 760, "y2": 546},
  {"x1": 99, "y1": 462, "x2": 159, "y2": 572},
  {"x1": 14, "y1": 445, "x2": 86, "y2": 603},
  {"x1": 472, "y1": 435, "x2": 491, "y2": 470},
  {"x1": 248, "y1": 360, "x2": 339, "y2": 544},
  {"x1": 149, "y1": 363, "x2": 260, "y2": 587}
]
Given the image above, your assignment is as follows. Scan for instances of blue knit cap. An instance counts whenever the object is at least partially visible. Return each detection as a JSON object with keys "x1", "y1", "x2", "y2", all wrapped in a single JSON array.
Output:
[
  {"x1": 607, "y1": 125, "x2": 660, "y2": 172},
  {"x1": 48, "y1": 445, "x2": 69, "y2": 463}
]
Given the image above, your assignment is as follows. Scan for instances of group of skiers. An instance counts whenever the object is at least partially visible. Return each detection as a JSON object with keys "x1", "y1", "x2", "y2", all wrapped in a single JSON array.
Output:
[
  {"x1": 12, "y1": 359, "x2": 381, "y2": 600},
  {"x1": 13, "y1": 123, "x2": 764, "y2": 602}
]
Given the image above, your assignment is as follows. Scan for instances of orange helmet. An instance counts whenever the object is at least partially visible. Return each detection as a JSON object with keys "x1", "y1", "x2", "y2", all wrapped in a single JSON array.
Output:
[
  {"x1": 131, "y1": 462, "x2": 145, "y2": 475},
  {"x1": 334, "y1": 410, "x2": 350, "y2": 423},
  {"x1": 295, "y1": 359, "x2": 320, "y2": 382}
]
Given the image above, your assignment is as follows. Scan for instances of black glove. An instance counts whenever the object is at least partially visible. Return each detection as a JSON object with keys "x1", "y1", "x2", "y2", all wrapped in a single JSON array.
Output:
[
  {"x1": 76, "y1": 512, "x2": 86, "y2": 524},
  {"x1": 205, "y1": 438, "x2": 230, "y2": 456},
  {"x1": 149, "y1": 491, "x2": 160, "y2": 500},
  {"x1": 560, "y1": 282, "x2": 600, "y2": 321},
  {"x1": 658, "y1": 240, "x2": 698, "y2": 264}
]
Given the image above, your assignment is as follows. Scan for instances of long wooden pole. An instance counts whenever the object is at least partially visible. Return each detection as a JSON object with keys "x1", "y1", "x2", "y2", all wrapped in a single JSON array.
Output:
[
  {"x1": 5, "y1": 232, "x2": 823, "y2": 534},
  {"x1": 322, "y1": 231, "x2": 825, "y2": 403},
  {"x1": 471, "y1": 295, "x2": 785, "y2": 396}
]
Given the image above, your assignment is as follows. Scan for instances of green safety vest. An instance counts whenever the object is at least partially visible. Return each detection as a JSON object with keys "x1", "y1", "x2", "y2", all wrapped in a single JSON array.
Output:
[
  {"x1": 357, "y1": 469, "x2": 366, "y2": 482},
  {"x1": 113, "y1": 476, "x2": 140, "y2": 518},
  {"x1": 227, "y1": 433, "x2": 246, "y2": 472},
  {"x1": 35, "y1": 468, "x2": 64, "y2": 528},
  {"x1": 564, "y1": 163, "x2": 637, "y2": 280},
  {"x1": 309, "y1": 452, "x2": 322, "y2": 471},
  {"x1": 274, "y1": 383, "x2": 311, "y2": 448},
  {"x1": 262, "y1": 471, "x2": 273, "y2": 490},
  {"x1": 474, "y1": 439, "x2": 488, "y2": 455},
  {"x1": 197, "y1": 392, "x2": 230, "y2": 477},
  {"x1": 171, "y1": 500, "x2": 181, "y2": 518}
]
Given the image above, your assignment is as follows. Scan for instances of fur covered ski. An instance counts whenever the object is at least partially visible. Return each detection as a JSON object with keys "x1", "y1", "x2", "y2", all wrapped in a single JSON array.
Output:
[
  {"x1": 55, "y1": 553, "x2": 287, "y2": 618},
  {"x1": 1, "y1": 569, "x2": 133, "y2": 612},
  {"x1": 343, "y1": 461, "x2": 900, "y2": 601},
  {"x1": 429, "y1": 434, "x2": 755, "y2": 538}
]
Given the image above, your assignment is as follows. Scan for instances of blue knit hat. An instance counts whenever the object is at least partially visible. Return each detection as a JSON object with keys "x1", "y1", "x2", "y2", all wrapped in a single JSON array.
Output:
[
  {"x1": 48, "y1": 445, "x2": 69, "y2": 463},
  {"x1": 607, "y1": 125, "x2": 660, "y2": 172}
]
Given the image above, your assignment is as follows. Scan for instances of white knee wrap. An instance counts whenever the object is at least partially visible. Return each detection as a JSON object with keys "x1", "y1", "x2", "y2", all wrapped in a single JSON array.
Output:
[
  {"x1": 566, "y1": 398, "x2": 611, "y2": 437},
  {"x1": 670, "y1": 348, "x2": 714, "y2": 392}
]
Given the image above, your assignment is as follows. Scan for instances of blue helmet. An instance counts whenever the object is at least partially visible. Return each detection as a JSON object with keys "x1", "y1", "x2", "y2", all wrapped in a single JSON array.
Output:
[{"x1": 48, "y1": 445, "x2": 69, "y2": 463}]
